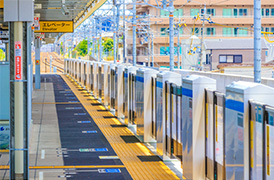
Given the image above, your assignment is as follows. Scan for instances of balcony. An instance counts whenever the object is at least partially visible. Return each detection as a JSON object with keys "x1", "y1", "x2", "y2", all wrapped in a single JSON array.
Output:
[
  {"x1": 126, "y1": 34, "x2": 256, "y2": 45},
  {"x1": 149, "y1": 16, "x2": 274, "y2": 25}
]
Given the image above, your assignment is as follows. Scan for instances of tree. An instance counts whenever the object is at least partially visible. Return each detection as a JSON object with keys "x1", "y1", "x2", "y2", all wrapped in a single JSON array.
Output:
[
  {"x1": 102, "y1": 38, "x2": 113, "y2": 52},
  {"x1": 74, "y1": 40, "x2": 88, "y2": 56}
]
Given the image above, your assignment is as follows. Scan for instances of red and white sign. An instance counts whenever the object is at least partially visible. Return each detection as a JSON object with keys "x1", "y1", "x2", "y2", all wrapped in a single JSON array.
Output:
[
  {"x1": 34, "y1": 17, "x2": 40, "y2": 27},
  {"x1": 15, "y1": 41, "x2": 22, "y2": 80}
]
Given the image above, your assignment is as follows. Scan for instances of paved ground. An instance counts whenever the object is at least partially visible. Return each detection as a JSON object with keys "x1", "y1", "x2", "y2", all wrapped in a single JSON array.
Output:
[
  {"x1": 29, "y1": 75, "x2": 132, "y2": 180},
  {"x1": 0, "y1": 74, "x2": 181, "y2": 180}
]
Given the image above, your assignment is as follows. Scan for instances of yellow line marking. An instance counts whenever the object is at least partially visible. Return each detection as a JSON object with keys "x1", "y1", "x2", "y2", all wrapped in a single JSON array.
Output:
[
  {"x1": 0, "y1": 165, "x2": 125, "y2": 170},
  {"x1": 32, "y1": 102, "x2": 81, "y2": 104},
  {"x1": 0, "y1": 150, "x2": 9, "y2": 153},
  {"x1": 62, "y1": 75, "x2": 181, "y2": 180}
]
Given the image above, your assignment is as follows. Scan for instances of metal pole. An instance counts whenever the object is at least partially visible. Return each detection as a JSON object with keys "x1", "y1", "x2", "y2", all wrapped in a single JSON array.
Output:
[
  {"x1": 35, "y1": 38, "x2": 41, "y2": 89},
  {"x1": 132, "y1": 0, "x2": 137, "y2": 66},
  {"x1": 123, "y1": 0, "x2": 126, "y2": 63},
  {"x1": 113, "y1": 5, "x2": 117, "y2": 64},
  {"x1": 148, "y1": 32, "x2": 151, "y2": 67},
  {"x1": 148, "y1": 15, "x2": 151, "y2": 67},
  {"x1": 169, "y1": 1, "x2": 174, "y2": 71},
  {"x1": 92, "y1": 19, "x2": 95, "y2": 58},
  {"x1": 99, "y1": 19, "x2": 103, "y2": 62},
  {"x1": 151, "y1": 33, "x2": 154, "y2": 67},
  {"x1": 198, "y1": 4, "x2": 206, "y2": 70},
  {"x1": 177, "y1": 26, "x2": 180, "y2": 69},
  {"x1": 71, "y1": 33, "x2": 74, "y2": 58},
  {"x1": 10, "y1": 21, "x2": 29, "y2": 180},
  {"x1": 50, "y1": 55, "x2": 52, "y2": 72},
  {"x1": 254, "y1": 0, "x2": 261, "y2": 83},
  {"x1": 116, "y1": 4, "x2": 120, "y2": 62},
  {"x1": 84, "y1": 25, "x2": 86, "y2": 40},
  {"x1": 95, "y1": 18, "x2": 99, "y2": 61}
]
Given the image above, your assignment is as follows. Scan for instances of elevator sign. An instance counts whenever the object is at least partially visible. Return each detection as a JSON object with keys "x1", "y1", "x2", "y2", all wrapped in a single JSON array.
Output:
[{"x1": 15, "y1": 41, "x2": 22, "y2": 80}]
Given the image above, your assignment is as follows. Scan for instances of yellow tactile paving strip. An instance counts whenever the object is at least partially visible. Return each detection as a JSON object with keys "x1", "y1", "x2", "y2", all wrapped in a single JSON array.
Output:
[
  {"x1": 0, "y1": 165, "x2": 125, "y2": 170},
  {"x1": 62, "y1": 75, "x2": 180, "y2": 180}
]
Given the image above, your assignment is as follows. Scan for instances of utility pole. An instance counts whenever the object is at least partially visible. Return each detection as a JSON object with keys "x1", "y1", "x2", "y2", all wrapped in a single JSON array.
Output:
[
  {"x1": 198, "y1": 4, "x2": 206, "y2": 70},
  {"x1": 176, "y1": 23, "x2": 180, "y2": 69},
  {"x1": 99, "y1": 18, "x2": 103, "y2": 62},
  {"x1": 148, "y1": 15, "x2": 151, "y2": 67},
  {"x1": 92, "y1": 18, "x2": 95, "y2": 58},
  {"x1": 87, "y1": 28, "x2": 90, "y2": 59},
  {"x1": 123, "y1": 0, "x2": 126, "y2": 63},
  {"x1": 132, "y1": 0, "x2": 137, "y2": 66},
  {"x1": 83, "y1": 24, "x2": 86, "y2": 40},
  {"x1": 116, "y1": 4, "x2": 120, "y2": 62},
  {"x1": 254, "y1": 0, "x2": 261, "y2": 83},
  {"x1": 151, "y1": 33, "x2": 154, "y2": 67},
  {"x1": 169, "y1": 0, "x2": 174, "y2": 71},
  {"x1": 95, "y1": 17, "x2": 99, "y2": 61},
  {"x1": 71, "y1": 33, "x2": 74, "y2": 58},
  {"x1": 113, "y1": 5, "x2": 117, "y2": 64},
  {"x1": 113, "y1": 2, "x2": 120, "y2": 64}
]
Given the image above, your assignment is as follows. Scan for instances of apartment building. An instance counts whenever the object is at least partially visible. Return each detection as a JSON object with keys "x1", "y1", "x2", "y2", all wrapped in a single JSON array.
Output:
[{"x1": 126, "y1": 0, "x2": 274, "y2": 68}]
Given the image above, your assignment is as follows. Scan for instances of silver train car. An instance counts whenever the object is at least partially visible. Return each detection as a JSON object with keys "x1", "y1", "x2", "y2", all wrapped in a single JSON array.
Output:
[{"x1": 64, "y1": 59, "x2": 274, "y2": 180}]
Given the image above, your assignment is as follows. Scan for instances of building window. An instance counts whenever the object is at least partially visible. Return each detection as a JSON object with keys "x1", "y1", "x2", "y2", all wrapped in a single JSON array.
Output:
[
  {"x1": 223, "y1": 9, "x2": 232, "y2": 17},
  {"x1": 262, "y1": 8, "x2": 270, "y2": 16},
  {"x1": 233, "y1": 9, "x2": 238, "y2": 16},
  {"x1": 191, "y1": 28, "x2": 200, "y2": 35},
  {"x1": 206, "y1": 28, "x2": 216, "y2": 36},
  {"x1": 190, "y1": 9, "x2": 199, "y2": 17},
  {"x1": 207, "y1": 9, "x2": 215, "y2": 16},
  {"x1": 206, "y1": 54, "x2": 211, "y2": 64},
  {"x1": 234, "y1": 55, "x2": 242, "y2": 63},
  {"x1": 160, "y1": 10, "x2": 169, "y2": 17},
  {"x1": 160, "y1": 47, "x2": 178, "y2": 55},
  {"x1": 160, "y1": 46, "x2": 170, "y2": 55},
  {"x1": 271, "y1": 27, "x2": 274, "y2": 32},
  {"x1": 238, "y1": 28, "x2": 248, "y2": 36},
  {"x1": 219, "y1": 55, "x2": 242, "y2": 63},
  {"x1": 174, "y1": 9, "x2": 183, "y2": 17},
  {"x1": 234, "y1": 8, "x2": 247, "y2": 16},
  {"x1": 239, "y1": 9, "x2": 247, "y2": 16},
  {"x1": 271, "y1": 9, "x2": 274, "y2": 16},
  {"x1": 160, "y1": 28, "x2": 169, "y2": 36},
  {"x1": 223, "y1": 28, "x2": 232, "y2": 36},
  {"x1": 233, "y1": 28, "x2": 238, "y2": 36}
]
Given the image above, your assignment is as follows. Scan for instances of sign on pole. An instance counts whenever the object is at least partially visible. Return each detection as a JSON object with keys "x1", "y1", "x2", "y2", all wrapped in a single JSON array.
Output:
[
  {"x1": 34, "y1": 21, "x2": 74, "y2": 33},
  {"x1": 15, "y1": 41, "x2": 22, "y2": 80}
]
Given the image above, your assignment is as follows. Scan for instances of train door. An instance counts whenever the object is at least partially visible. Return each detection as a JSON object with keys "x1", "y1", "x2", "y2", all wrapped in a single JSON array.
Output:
[
  {"x1": 265, "y1": 106, "x2": 274, "y2": 180},
  {"x1": 151, "y1": 77, "x2": 156, "y2": 139},
  {"x1": 90, "y1": 63, "x2": 93, "y2": 91},
  {"x1": 84, "y1": 62, "x2": 86, "y2": 87},
  {"x1": 205, "y1": 89, "x2": 226, "y2": 180},
  {"x1": 165, "y1": 81, "x2": 172, "y2": 157}
]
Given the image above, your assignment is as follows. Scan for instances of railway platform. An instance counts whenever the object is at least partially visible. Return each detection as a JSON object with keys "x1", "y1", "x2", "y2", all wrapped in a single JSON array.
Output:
[{"x1": 0, "y1": 74, "x2": 182, "y2": 180}]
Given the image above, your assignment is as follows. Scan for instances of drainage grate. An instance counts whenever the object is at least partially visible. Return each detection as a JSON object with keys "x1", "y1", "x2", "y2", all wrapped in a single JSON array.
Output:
[
  {"x1": 137, "y1": 155, "x2": 162, "y2": 162},
  {"x1": 120, "y1": 136, "x2": 141, "y2": 143},
  {"x1": 91, "y1": 103, "x2": 102, "y2": 106},
  {"x1": 103, "y1": 116, "x2": 117, "y2": 119},
  {"x1": 111, "y1": 124, "x2": 127, "y2": 128},
  {"x1": 97, "y1": 109, "x2": 108, "y2": 112}
]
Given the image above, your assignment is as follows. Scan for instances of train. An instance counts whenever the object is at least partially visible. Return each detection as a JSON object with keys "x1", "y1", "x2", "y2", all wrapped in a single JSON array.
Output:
[{"x1": 64, "y1": 59, "x2": 274, "y2": 180}]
